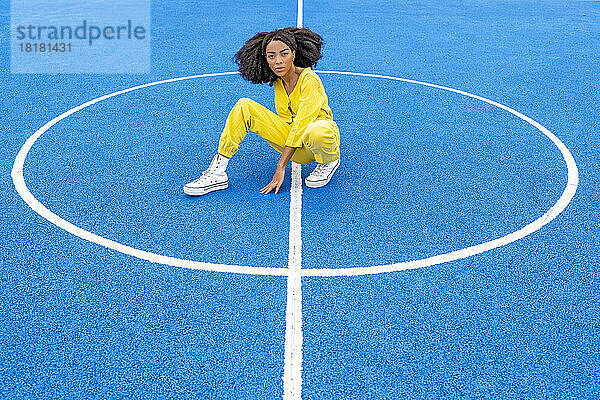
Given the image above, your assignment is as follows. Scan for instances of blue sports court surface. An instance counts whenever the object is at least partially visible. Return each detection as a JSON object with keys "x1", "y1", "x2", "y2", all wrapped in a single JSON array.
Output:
[{"x1": 2, "y1": 0, "x2": 600, "y2": 398}]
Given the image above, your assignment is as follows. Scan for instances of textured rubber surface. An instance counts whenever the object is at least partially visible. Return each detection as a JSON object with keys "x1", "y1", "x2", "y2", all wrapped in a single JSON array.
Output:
[{"x1": 2, "y1": 0, "x2": 599, "y2": 398}]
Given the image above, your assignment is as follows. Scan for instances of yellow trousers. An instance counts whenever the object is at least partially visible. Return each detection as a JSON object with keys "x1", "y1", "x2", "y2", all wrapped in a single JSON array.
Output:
[{"x1": 217, "y1": 98, "x2": 341, "y2": 165}]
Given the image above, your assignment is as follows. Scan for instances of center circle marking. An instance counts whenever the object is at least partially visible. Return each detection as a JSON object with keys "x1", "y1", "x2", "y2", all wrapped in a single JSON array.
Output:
[{"x1": 11, "y1": 71, "x2": 579, "y2": 277}]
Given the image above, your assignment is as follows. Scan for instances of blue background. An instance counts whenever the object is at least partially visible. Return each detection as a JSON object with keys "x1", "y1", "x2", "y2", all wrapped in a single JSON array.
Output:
[{"x1": 1, "y1": 0, "x2": 599, "y2": 398}]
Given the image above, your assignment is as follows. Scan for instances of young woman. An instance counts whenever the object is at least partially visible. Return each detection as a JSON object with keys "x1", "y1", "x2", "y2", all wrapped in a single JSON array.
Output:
[{"x1": 184, "y1": 27, "x2": 341, "y2": 196}]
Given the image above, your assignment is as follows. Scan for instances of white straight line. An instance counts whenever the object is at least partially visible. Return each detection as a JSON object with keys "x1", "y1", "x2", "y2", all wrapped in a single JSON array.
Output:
[
  {"x1": 297, "y1": 0, "x2": 303, "y2": 28},
  {"x1": 282, "y1": 2, "x2": 305, "y2": 398},
  {"x1": 283, "y1": 163, "x2": 303, "y2": 399}
]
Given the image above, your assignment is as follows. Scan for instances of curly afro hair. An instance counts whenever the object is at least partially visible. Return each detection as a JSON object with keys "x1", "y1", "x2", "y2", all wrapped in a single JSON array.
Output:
[{"x1": 232, "y1": 27, "x2": 323, "y2": 86}]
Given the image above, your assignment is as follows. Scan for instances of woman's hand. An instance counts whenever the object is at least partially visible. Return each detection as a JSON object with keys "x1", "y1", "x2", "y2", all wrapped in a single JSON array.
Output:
[
  {"x1": 260, "y1": 146, "x2": 297, "y2": 195},
  {"x1": 260, "y1": 165, "x2": 286, "y2": 194}
]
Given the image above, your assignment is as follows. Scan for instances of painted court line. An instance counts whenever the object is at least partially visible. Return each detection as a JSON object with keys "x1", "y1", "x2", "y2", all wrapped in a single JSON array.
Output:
[
  {"x1": 283, "y1": 162, "x2": 304, "y2": 400},
  {"x1": 296, "y1": 0, "x2": 303, "y2": 28},
  {"x1": 10, "y1": 70, "x2": 578, "y2": 400},
  {"x1": 301, "y1": 71, "x2": 579, "y2": 277},
  {"x1": 282, "y1": 5, "x2": 304, "y2": 398},
  {"x1": 9, "y1": 5, "x2": 578, "y2": 397},
  {"x1": 10, "y1": 72, "x2": 288, "y2": 277}
]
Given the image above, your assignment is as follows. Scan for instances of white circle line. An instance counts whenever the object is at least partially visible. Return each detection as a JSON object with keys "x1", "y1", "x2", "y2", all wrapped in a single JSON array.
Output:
[
  {"x1": 302, "y1": 70, "x2": 579, "y2": 277},
  {"x1": 11, "y1": 71, "x2": 578, "y2": 277},
  {"x1": 11, "y1": 72, "x2": 289, "y2": 277}
]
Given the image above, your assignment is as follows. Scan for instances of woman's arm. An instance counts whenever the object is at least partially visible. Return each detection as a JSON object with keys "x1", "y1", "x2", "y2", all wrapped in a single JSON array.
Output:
[
  {"x1": 260, "y1": 145, "x2": 297, "y2": 194},
  {"x1": 285, "y1": 76, "x2": 324, "y2": 148},
  {"x1": 261, "y1": 76, "x2": 324, "y2": 194}
]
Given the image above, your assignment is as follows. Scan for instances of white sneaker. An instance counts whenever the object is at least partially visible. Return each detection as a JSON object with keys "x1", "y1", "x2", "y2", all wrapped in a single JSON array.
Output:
[
  {"x1": 183, "y1": 154, "x2": 230, "y2": 196},
  {"x1": 305, "y1": 158, "x2": 340, "y2": 188}
]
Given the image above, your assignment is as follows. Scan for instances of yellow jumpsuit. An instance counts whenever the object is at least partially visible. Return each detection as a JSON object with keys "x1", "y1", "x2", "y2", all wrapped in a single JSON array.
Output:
[{"x1": 217, "y1": 67, "x2": 341, "y2": 165}]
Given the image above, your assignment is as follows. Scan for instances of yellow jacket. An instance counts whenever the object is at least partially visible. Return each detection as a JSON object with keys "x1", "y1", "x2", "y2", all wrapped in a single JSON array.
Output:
[{"x1": 274, "y1": 67, "x2": 337, "y2": 148}]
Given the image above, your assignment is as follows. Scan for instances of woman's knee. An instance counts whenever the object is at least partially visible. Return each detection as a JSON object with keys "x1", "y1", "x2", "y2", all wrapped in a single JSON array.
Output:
[
  {"x1": 234, "y1": 97, "x2": 256, "y2": 111},
  {"x1": 303, "y1": 120, "x2": 338, "y2": 148}
]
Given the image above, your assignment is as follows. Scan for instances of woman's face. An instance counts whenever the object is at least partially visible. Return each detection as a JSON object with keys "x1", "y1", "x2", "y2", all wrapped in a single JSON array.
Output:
[{"x1": 265, "y1": 40, "x2": 295, "y2": 78}]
